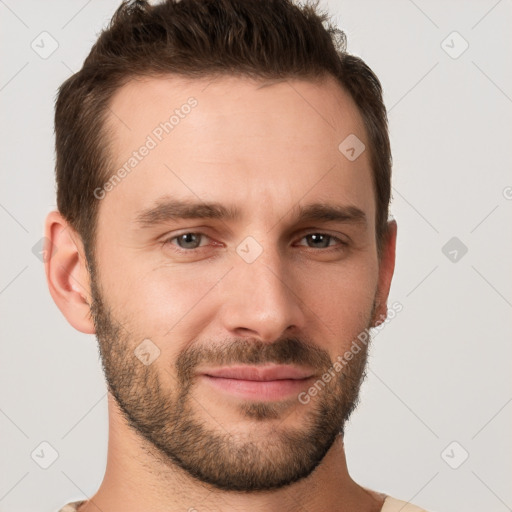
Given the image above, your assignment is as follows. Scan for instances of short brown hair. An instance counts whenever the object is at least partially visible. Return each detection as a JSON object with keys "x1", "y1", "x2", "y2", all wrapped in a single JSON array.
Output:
[{"x1": 54, "y1": 0, "x2": 392, "y2": 267}]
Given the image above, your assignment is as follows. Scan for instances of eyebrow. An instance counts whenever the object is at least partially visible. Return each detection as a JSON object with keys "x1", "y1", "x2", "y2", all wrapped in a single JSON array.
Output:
[
  {"x1": 134, "y1": 196, "x2": 367, "y2": 229},
  {"x1": 134, "y1": 197, "x2": 240, "y2": 226}
]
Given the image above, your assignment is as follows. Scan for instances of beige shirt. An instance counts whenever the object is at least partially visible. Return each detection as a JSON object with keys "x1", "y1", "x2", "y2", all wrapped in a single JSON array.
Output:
[{"x1": 57, "y1": 495, "x2": 431, "y2": 511}]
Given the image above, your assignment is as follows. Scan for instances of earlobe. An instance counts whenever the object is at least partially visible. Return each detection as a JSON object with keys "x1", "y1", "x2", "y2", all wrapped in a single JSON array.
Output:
[
  {"x1": 44, "y1": 210, "x2": 96, "y2": 335},
  {"x1": 371, "y1": 219, "x2": 397, "y2": 327}
]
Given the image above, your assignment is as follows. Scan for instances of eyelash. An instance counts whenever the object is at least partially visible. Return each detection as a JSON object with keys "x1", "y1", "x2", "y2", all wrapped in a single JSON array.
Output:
[{"x1": 163, "y1": 231, "x2": 348, "y2": 254}]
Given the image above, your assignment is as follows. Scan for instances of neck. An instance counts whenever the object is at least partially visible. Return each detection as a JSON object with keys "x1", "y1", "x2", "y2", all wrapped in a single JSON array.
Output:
[{"x1": 79, "y1": 394, "x2": 386, "y2": 512}]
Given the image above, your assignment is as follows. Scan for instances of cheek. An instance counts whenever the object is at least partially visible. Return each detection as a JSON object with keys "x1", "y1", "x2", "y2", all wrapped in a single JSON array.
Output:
[
  {"x1": 300, "y1": 259, "x2": 379, "y2": 344},
  {"x1": 99, "y1": 252, "x2": 227, "y2": 339}
]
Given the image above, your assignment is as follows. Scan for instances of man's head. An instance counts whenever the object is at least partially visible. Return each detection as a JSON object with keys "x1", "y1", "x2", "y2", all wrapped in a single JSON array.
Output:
[{"x1": 45, "y1": 0, "x2": 396, "y2": 494}]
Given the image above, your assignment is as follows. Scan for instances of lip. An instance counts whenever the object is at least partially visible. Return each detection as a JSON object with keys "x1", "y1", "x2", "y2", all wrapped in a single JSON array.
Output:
[
  {"x1": 198, "y1": 365, "x2": 316, "y2": 401},
  {"x1": 200, "y1": 364, "x2": 315, "y2": 381}
]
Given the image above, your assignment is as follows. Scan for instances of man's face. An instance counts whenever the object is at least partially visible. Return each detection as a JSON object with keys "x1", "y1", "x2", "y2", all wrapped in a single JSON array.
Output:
[{"x1": 88, "y1": 75, "x2": 388, "y2": 491}]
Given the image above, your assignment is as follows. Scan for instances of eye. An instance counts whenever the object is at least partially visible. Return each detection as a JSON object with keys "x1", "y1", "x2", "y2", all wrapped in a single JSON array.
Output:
[
  {"x1": 167, "y1": 232, "x2": 210, "y2": 250},
  {"x1": 297, "y1": 233, "x2": 346, "y2": 249}
]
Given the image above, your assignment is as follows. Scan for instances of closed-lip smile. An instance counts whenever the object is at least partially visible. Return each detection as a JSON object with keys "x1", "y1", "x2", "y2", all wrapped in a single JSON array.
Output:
[
  {"x1": 200, "y1": 364, "x2": 315, "y2": 381},
  {"x1": 198, "y1": 364, "x2": 316, "y2": 401}
]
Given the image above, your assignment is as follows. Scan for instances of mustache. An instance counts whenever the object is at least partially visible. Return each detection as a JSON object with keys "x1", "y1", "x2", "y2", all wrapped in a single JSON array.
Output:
[{"x1": 176, "y1": 336, "x2": 333, "y2": 384}]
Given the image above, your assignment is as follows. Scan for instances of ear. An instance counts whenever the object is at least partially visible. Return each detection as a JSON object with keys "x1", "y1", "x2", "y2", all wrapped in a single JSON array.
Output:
[
  {"x1": 371, "y1": 219, "x2": 397, "y2": 327},
  {"x1": 43, "y1": 210, "x2": 96, "y2": 334}
]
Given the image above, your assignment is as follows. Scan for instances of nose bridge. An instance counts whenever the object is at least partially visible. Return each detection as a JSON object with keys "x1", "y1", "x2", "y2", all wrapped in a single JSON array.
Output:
[{"x1": 219, "y1": 238, "x2": 304, "y2": 341}]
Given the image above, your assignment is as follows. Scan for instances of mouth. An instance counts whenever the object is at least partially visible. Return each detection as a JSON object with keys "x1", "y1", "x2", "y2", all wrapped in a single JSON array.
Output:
[{"x1": 198, "y1": 364, "x2": 316, "y2": 401}]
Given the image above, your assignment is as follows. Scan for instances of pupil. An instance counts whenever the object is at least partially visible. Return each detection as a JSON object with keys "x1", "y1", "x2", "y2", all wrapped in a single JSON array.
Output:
[
  {"x1": 179, "y1": 233, "x2": 199, "y2": 248},
  {"x1": 309, "y1": 234, "x2": 329, "y2": 248}
]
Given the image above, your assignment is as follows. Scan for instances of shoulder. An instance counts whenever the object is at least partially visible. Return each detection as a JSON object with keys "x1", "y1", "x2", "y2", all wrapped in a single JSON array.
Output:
[
  {"x1": 56, "y1": 500, "x2": 86, "y2": 512},
  {"x1": 381, "y1": 495, "x2": 433, "y2": 512}
]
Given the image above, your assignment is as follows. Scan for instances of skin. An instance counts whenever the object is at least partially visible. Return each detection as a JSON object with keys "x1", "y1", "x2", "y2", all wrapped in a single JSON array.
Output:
[{"x1": 45, "y1": 74, "x2": 397, "y2": 512}]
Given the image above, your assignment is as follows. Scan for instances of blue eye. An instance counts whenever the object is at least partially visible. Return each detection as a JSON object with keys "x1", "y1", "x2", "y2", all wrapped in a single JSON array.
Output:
[
  {"x1": 299, "y1": 233, "x2": 345, "y2": 249},
  {"x1": 163, "y1": 231, "x2": 346, "y2": 255},
  {"x1": 169, "y1": 232, "x2": 207, "y2": 250}
]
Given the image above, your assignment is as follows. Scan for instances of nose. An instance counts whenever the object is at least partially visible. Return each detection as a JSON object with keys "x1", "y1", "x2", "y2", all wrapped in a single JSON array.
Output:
[{"x1": 217, "y1": 243, "x2": 306, "y2": 342}]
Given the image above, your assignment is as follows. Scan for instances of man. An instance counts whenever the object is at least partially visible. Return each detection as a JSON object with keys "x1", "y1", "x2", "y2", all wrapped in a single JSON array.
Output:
[{"x1": 45, "y1": 0, "x2": 430, "y2": 510}]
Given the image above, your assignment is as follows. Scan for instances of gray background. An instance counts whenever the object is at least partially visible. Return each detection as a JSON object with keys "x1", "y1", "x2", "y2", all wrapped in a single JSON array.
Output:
[{"x1": 1, "y1": 1, "x2": 511, "y2": 511}]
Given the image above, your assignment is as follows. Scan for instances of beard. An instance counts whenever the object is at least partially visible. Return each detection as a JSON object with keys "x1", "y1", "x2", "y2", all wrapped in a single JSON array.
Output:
[{"x1": 88, "y1": 262, "x2": 375, "y2": 493}]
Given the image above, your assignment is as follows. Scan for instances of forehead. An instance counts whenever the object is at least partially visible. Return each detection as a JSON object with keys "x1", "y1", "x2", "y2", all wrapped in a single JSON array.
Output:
[
  {"x1": 107, "y1": 74, "x2": 367, "y2": 150},
  {"x1": 99, "y1": 73, "x2": 375, "y2": 231}
]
